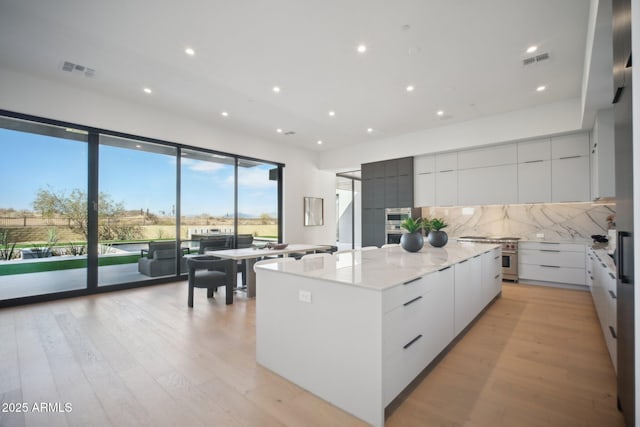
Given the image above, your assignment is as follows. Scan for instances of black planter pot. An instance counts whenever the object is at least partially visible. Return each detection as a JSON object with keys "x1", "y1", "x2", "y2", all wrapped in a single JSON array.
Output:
[
  {"x1": 400, "y1": 231, "x2": 424, "y2": 252},
  {"x1": 427, "y1": 230, "x2": 448, "y2": 248}
]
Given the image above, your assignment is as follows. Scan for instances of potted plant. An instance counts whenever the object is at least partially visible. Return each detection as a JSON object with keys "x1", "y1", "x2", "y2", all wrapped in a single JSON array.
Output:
[
  {"x1": 427, "y1": 217, "x2": 449, "y2": 248},
  {"x1": 399, "y1": 217, "x2": 425, "y2": 252}
]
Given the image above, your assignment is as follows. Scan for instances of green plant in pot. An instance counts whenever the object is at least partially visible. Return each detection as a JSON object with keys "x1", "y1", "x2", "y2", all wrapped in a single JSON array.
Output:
[
  {"x1": 427, "y1": 218, "x2": 449, "y2": 247},
  {"x1": 399, "y1": 217, "x2": 425, "y2": 252}
]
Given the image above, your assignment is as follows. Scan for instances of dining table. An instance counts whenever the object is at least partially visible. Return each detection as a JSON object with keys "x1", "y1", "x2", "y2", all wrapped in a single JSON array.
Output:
[{"x1": 205, "y1": 243, "x2": 332, "y2": 302}]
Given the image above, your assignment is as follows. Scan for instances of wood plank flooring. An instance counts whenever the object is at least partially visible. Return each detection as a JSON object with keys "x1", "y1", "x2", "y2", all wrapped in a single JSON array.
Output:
[{"x1": 0, "y1": 282, "x2": 624, "y2": 427}]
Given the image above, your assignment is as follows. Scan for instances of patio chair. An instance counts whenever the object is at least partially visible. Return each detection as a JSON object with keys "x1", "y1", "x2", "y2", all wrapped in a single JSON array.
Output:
[{"x1": 138, "y1": 241, "x2": 188, "y2": 277}]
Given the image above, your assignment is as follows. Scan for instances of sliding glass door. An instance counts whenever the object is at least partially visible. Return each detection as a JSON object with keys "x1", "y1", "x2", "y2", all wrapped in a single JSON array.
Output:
[
  {"x1": 97, "y1": 135, "x2": 177, "y2": 286},
  {"x1": 0, "y1": 116, "x2": 88, "y2": 300}
]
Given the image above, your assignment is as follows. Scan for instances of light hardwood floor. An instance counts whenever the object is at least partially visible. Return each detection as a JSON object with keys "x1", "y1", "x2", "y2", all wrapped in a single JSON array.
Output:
[{"x1": 0, "y1": 282, "x2": 624, "y2": 427}]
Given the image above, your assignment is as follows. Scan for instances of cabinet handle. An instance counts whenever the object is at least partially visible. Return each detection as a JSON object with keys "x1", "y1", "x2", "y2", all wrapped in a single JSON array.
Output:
[
  {"x1": 494, "y1": 274, "x2": 500, "y2": 279},
  {"x1": 438, "y1": 266, "x2": 451, "y2": 272},
  {"x1": 609, "y1": 272, "x2": 615, "y2": 280},
  {"x1": 590, "y1": 276, "x2": 594, "y2": 280},
  {"x1": 403, "y1": 296, "x2": 423, "y2": 307},
  {"x1": 559, "y1": 155, "x2": 581, "y2": 160},
  {"x1": 540, "y1": 264, "x2": 561, "y2": 268},
  {"x1": 403, "y1": 334, "x2": 423, "y2": 350},
  {"x1": 494, "y1": 256, "x2": 500, "y2": 260},
  {"x1": 439, "y1": 169, "x2": 454, "y2": 173},
  {"x1": 418, "y1": 171, "x2": 433, "y2": 175},
  {"x1": 459, "y1": 259, "x2": 468, "y2": 264},
  {"x1": 609, "y1": 326, "x2": 617, "y2": 339},
  {"x1": 609, "y1": 290, "x2": 617, "y2": 299},
  {"x1": 403, "y1": 277, "x2": 422, "y2": 285},
  {"x1": 473, "y1": 254, "x2": 481, "y2": 258},
  {"x1": 523, "y1": 159, "x2": 544, "y2": 163},
  {"x1": 540, "y1": 249, "x2": 561, "y2": 253},
  {"x1": 612, "y1": 86, "x2": 624, "y2": 104},
  {"x1": 540, "y1": 242, "x2": 560, "y2": 245},
  {"x1": 601, "y1": 263, "x2": 607, "y2": 268}
]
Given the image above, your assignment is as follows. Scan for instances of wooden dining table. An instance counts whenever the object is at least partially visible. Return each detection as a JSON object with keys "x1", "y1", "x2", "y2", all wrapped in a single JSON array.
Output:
[{"x1": 205, "y1": 244, "x2": 332, "y2": 303}]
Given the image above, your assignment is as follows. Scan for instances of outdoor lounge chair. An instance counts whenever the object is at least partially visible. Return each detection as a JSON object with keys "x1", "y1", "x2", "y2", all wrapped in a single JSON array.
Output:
[{"x1": 138, "y1": 241, "x2": 188, "y2": 277}]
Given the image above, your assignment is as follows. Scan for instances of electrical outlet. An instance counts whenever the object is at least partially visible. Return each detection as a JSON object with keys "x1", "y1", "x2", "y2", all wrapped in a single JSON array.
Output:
[
  {"x1": 536, "y1": 233, "x2": 544, "y2": 238},
  {"x1": 299, "y1": 290, "x2": 312, "y2": 303}
]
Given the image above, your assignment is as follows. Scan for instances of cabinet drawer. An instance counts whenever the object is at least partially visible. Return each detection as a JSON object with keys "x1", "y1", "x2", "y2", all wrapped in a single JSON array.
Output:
[
  {"x1": 383, "y1": 275, "x2": 430, "y2": 313},
  {"x1": 519, "y1": 241, "x2": 585, "y2": 252},
  {"x1": 383, "y1": 330, "x2": 429, "y2": 406},
  {"x1": 519, "y1": 249, "x2": 586, "y2": 268},
  {"x1": 383, "y1": 293, "x2": 428, "y2": 358},
  {"x1": 519, "y1": 264, "x2": 586, "y2": 285}
]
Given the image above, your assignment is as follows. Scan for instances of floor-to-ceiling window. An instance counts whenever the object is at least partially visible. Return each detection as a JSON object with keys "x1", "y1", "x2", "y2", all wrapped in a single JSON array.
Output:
[
  {"x1": 180, "y1": 149, "x2": 236, "y2": 252},
  {"x1": 0, "y1": 116, "x2": 88, "y2": 300},
  {"x1": 336, "y1": 172, "x2": 361, "y2": 250},
  {"x1": 237, "y1": 160, "x2": 280, "y2": 245},
  {"x1": 0, "y1": 111, "x2": 283, "y2": 306},
  {"x1": 98, "y1": 135, "x2": 178, "y2": 286}
]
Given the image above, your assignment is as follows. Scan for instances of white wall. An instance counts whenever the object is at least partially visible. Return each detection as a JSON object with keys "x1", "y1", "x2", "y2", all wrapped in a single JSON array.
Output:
[
  {"x1": 318, "y1": 98, "x2": 584, "y2": 171},
  {"x1": 0, "y1": 68, "x2": 336, "y2": 245}
]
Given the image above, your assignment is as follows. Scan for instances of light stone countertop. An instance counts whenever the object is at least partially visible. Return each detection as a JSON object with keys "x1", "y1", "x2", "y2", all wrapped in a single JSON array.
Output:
[{"x1": 255, "y1": 242, "x2": 500, "y2": 291}]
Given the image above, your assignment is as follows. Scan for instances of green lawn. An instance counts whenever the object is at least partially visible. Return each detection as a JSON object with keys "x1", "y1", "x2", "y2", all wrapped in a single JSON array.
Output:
[{"x1": 0, "y1": 254, "x2": 140, "y2": 276}]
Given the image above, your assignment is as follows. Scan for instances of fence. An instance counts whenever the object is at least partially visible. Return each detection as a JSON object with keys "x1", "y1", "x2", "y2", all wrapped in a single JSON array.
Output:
[{"x1": 0, "y1": 217, "x2": 72, "y2": 227}]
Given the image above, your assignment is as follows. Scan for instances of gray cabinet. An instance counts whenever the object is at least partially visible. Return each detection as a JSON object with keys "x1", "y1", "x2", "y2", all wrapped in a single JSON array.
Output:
[{"x1": 361, "y1": 157, "x2": 413, "y2": 246}]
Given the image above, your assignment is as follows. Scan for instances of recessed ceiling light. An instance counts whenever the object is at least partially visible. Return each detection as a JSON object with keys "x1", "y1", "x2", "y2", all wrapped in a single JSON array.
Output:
[
  {"x1": 367, "y1": 128, "x2": 373, "y2": 133},
  {"x1": 317, "y1": 140, "x2": 323, "y2": 145},
  {"x1": 135, "y1": 144, "x2": 142, "y2": 148},
  {"x1": 272, "y1": 86, "x2": 281, "y2": 93},
  {"x1": 328, "y1": 110, "x2": 336, "y2": 117},
  {"x1": 221, "y1": 111, "x2": 229, "y2": 117},
  {"x1": 356, "y1": 44, "x2": 367, "y2": 53},
  {"x1": 526, "y1": 45, "x2": 538, "y2": 54},
  {"x1": 406, "y1": 85, "x2": 415, "y2": 92},
  {"x1": 536, "y1": 85, "x2": 546, "y2": 92},
  {"x1": 276, "y1": 128, "x2": 283, "y2": 133},
  {"x1": 437, "y1": 110, "x2": 444, "y2": 116},
  {"x1": 143, "y1": 87, "x2": 152, "y2": 94},
  {"x1": 185, "y1": 47, "x2": 195, "y2": 56}
]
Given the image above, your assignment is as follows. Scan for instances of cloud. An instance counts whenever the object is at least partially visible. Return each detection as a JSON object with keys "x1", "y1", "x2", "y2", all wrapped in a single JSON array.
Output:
[
  {"x1": 183, "y1": 158, "x2": 226, "y2": 173},
  {"x1": 224, "y1": 168, "x2": 277, "y2": 189}
]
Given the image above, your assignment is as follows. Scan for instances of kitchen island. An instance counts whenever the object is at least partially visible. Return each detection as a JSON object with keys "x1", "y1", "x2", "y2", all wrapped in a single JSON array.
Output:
[{"x1": 255, "y1": 243, "x2": 502, "y2": 427}]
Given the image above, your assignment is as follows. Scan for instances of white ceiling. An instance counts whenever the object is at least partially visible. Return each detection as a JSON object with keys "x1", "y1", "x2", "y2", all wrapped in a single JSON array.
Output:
[{"x1": 0, "y1": 0, "x2": 595, "y2": 152}]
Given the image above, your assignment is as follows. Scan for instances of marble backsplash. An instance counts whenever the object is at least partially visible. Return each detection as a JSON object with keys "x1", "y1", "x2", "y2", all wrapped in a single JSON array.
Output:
[{"x1": 421, "y1": 203, "x2": 616, "y2": 241}]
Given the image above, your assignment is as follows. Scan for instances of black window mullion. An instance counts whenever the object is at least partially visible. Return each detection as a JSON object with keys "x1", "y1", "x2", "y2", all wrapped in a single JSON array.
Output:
[{"x1": 87, "y1": 132, "x2": 99, "y2": 290}]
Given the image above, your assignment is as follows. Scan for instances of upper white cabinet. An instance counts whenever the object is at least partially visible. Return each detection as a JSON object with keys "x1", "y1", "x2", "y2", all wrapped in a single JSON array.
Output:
[
  {"x1": 591, "y1": 109, "x2": 616, "y2": 200},
  {"x1": 414, "y1": 155, "x2": 435, "y2": 174},
  {"x1": 517, "y1": 138, "x2": 551, "y2": 162},
  {"x1": 551, "y1": 133, "x2": 590, "y2": 158},
  {"x1": 435, "y1": 170, "x2": 458, "y2": 206},
  {"x1": 550, "y1": 133, "x2": 590, "y2": 202},
  {"x1": 518, "y1": 160, "x2": 551, "y2": 203},
  {"x1": 458, "y1": 165, "x2": 517, "y2": 205},
  {"x1": 414, "y1": 155, "x2": 436, "y2": 207},
  {"x1": 435, "y1": 152, "x2": 458, "y2": 172},
  {"x1": 458, "y1": 144, "x2": 517, "y2": 169}
]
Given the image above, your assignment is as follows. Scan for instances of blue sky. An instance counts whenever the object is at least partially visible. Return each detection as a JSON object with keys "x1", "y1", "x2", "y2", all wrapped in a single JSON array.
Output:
[{"x1": 0, "y1": 129, "x2": 277, "y2": 217}]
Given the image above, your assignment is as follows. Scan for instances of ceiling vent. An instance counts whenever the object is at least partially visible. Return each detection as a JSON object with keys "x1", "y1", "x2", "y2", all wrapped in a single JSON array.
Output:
[
  {"x1": 61, "y1": 61, "x2": 95, "y2": 78},
  {"x1": 522, "y1": 52, "x2": 550, "y2": 66},
  {"x1": 283, "y1": 131, "x2": 296, "y2": 136}
]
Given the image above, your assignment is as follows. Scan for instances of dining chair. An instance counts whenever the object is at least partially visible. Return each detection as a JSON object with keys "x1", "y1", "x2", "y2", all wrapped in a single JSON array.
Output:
[{"x1": 186, "y1": 256, "x2": 234, "y2": 308}]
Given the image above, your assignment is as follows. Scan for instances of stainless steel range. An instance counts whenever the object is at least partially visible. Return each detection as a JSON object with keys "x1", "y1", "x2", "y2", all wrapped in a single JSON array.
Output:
[{"x1": 457, "y1": 236, "x2": 520, "y2": 282}]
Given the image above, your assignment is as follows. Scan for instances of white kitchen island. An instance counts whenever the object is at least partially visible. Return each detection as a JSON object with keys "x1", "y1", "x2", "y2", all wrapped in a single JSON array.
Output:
[{"x1": 255, "y1": 243, "x2": 502, "y2": 427}]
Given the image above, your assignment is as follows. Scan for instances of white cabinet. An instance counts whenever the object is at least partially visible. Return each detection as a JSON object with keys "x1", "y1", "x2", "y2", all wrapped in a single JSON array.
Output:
[
  {"x1": 414, "y1": 155, "x2": 436, "y2": 174},
  {"x1": 517, "y1": 138, "x2": 551, "y2": 162},
  {"x1": 518, "y1": 160, "x2": 551, "y2": 203},
  {"x1": 414, "y1": 155, "x2": 436, "y2": 207},
  {"x1": 454, "y1": 255, "x2": 486, "y2": 336},
  {"x1": 591, "y1": 109, "x2": 615, "y2": 200},
  {"x1": 550, "y1": 132, "x2": 590, "y2": 202},
  {"x1": 383, "y1": 265, "x2": 455, "y2": 406},
  {"x1": 458, "y1": 164, "x2": 517, "y2": 205},
  {"x1": 551, "y1": 156, "x2": 591, "y2": 202},
  {"x1": 435, "y1": 170, "x2": 458, "y2": 206},
  {"x1": 518, "y1": 241, "x2": 586, "y2": 286},
  {"x1": 435, "y1": 152, "x2": 458, "y2": 172},
  {"x1": 458, "y1": 144, "x2": 517, "y2": 169},
  {"x1": 551, "y1": 133, "x2": 590, "y2": 158},
  {"x1": 588, "y1": 248, "x2": 617, "y2": 371},
  {"x1": 482, "y1": 248, "x2": 502, "y2": 303}
]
